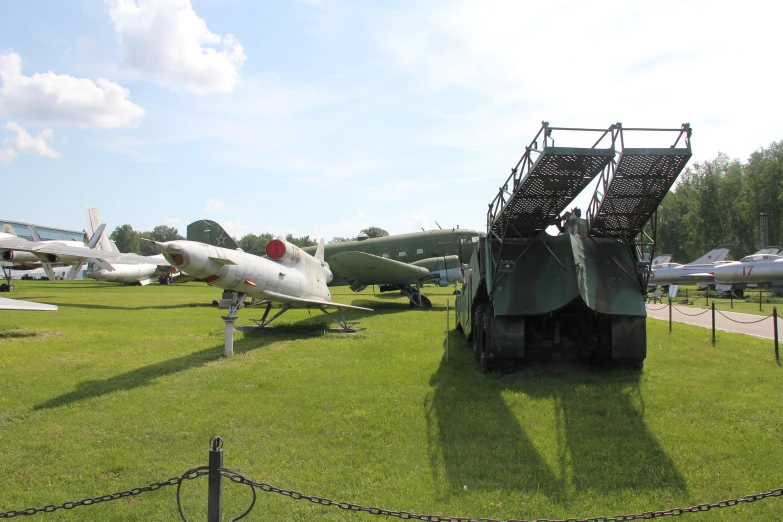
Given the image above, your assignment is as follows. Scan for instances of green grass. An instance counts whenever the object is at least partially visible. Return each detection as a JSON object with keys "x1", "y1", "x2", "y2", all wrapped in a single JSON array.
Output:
[{"x1": 1, "y1": 280, "x2": 781, "y2": 521}]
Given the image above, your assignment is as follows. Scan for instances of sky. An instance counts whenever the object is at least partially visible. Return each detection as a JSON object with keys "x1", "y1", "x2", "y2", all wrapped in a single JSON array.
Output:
[{"x1": 1, "y1": 0, "x2": 782, "y2": 240}]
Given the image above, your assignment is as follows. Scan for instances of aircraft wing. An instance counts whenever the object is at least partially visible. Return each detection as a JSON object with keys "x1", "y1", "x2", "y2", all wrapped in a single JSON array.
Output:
[
  {"x1": 0, "y1": 237, "x2": 35, "y2": 250},
  {"x1": 0, "y1": 297, "x2": 58, "y2": 311},
  {"x1": 327, "y1": 251, "x2": 430, "y2": 285},
  {"x1": 262, "y1": 290, "x2": 373, "y2": 311}
]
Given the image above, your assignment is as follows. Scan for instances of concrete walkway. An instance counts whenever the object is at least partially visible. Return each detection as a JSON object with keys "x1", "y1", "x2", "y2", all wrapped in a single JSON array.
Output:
[{"x1": 645, "y1": 303, "x2": 783, "y2": 340}]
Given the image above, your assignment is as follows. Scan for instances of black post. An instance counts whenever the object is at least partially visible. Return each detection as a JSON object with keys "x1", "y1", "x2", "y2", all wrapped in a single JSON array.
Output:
[
  {"x1": 730, "y1": 293, "x2": 733, "y2": 308},
  {"x1": 685, "y1": 288, "x2": 688, "y2": 303},
  {"x1": 669, "y1": 296, "x2": 672, "y2": 333},
  {"x1": 760, "y1": 290, "x2": 762, "y2": 312},
  {"x1": 208, "y1": 436, "x2": 224, "y2": 522},
  {"x1": 712, "y1": 302, "x2": 716, "y2": 344},
  {"x1": 706, "y1": 289, "x2": 709, "y2": 306},
  {"x1": 774, "y1": 307, "x2": 779, "y2": 362}
]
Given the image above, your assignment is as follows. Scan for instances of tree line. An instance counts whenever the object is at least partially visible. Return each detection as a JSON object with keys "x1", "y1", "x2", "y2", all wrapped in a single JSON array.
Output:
[
  {"x1": 109, "y1": 224, "x2": 390, "y2": 255},
  {"x1": 655, "y1": 140, "x2": 783, "y2": 263}
]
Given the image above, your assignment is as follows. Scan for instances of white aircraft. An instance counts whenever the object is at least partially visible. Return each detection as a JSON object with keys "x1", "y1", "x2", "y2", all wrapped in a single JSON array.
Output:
[
  {"x1": 648, "y1": 247, "x2": 731, "y2": 289},
  {"x1": 145, "y1": 237, "x2": 372, "y2": 331},
  {"x1": 1, "y1": 222, "x2": 130, "y2": 290},
  {"x1": 82, "y1": 207, "x2": 175, "y2": 286},
  {"x1": 704, "y1": 248, "x2": 782, "y2": 298}
]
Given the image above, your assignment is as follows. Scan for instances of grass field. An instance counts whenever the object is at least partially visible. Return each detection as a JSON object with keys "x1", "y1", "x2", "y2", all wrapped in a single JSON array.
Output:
[{"x1": 1, "y1": 280, "x2": 781, "y2": 521}]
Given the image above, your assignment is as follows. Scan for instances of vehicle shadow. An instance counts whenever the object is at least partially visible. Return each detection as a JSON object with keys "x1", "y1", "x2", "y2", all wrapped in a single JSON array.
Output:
[
  {"x1": 425, "y1": 333, "x2": 688, "y2": 502},
  {"x1": 31, "y1": 328, "x2": 318, "y2": 411}
]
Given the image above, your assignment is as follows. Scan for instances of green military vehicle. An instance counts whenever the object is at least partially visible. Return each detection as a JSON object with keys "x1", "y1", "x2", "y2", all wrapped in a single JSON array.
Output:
[{"x1": 456, "y1": 122, "x2": 693, "y2": 370}]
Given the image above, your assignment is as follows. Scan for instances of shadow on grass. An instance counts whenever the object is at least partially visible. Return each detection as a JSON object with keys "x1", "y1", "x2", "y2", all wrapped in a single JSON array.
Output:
[
  {"x1": 55, "y1": 302, "x2": 215, "y2": 310},
  {"x1": 32, "y1": 327, "x2": 322, "y2": 411},
  {"x1": 425, "y1": 333, "x2": 687, "y2": 500}
]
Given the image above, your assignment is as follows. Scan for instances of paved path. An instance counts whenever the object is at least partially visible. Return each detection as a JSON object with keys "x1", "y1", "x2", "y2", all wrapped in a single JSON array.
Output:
[{"x1": 645, "y1": 303, "x2": 783, "y2": 340}]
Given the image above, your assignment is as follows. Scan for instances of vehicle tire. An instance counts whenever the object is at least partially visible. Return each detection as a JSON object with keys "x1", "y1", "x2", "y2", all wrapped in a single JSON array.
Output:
[
  {"x1": 420, "y1": 295, "x2": 433, "y2": 309},
  {"x1": 0, "y1": 283, "x2": 8, "y2": 292},
  {"x1": 479, "y1": 310, "x2": 492, "y2": 373},
  {"x1": 8, "y1": 284, "x2": 14, "y2": 292},
  {"x1": 471, "y1": 306, "x2": 483, "y2": 362},
  {"x1": 735, "y1": 289, "x2": 744, "y2": 299}
]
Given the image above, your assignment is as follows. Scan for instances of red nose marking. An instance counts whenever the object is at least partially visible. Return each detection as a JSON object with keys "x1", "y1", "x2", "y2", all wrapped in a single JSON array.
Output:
[
  {"x1": 266, "y1": 239, "x2": 286, "y2": 260},
  {"x1": 245, "y1": 279, "x2": 256, "y2": 286},
  {"x1": 202, "y1": 275, "x2": 219, "y2": 284}
]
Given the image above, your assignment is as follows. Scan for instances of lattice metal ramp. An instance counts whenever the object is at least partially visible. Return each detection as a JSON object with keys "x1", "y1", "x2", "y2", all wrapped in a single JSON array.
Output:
[
  {"x1": 491, "y1": 147, "x2": 614, "y2": 239},
  {"x1": 590, "y1": 147, "x2": 692, "y2": 240}
]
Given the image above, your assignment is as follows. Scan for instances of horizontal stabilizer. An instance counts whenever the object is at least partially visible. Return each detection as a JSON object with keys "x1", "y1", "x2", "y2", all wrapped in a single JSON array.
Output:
[
  {"x1": 328, "y1": 251, "x2": 431, "y2": 285},
  {"x1": 262, "y1": 290, "x2": 373, "y2": 311},
  {"x1": 209, "y1": 256, "x2": 237, "y2": 265},
  {"x1": 0, "y1": 297, "x2": 57, "y2": 311}
]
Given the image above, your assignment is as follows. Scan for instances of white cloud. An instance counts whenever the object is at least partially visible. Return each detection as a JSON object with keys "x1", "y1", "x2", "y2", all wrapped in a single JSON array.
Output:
[
  {"x1": 398, "y1": 210, "x2": 431, "y2": 232},
  {"x1": 0, "y1": 122, "x2": 62, "y2": 163},
  {"x1": 166, "y1": 217, "x2": 180, "y2": 224},
  {"x1": 0, "y1": 52, "x2": 144, "y2": 128},
  {"x1": 109, "y1": 0, "x2": 246, "y2": 94},
  {"x1": 357, "y1": 209, "x2": 366, "y2": 219},
  {"x1": 204, "y1": 198, "x2": 236, "y2": 212},
  {"x1": 221, "y1": 219, "x2": 249, "y2": 236}
]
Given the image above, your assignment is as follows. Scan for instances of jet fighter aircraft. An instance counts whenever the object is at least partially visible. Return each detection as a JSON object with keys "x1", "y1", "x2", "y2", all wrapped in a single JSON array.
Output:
[{"x1": 144, "y1": 237, "x2": 372, "y2": 331}]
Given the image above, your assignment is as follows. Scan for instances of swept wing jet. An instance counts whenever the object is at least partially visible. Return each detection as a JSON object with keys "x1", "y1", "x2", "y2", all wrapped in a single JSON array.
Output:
[
  {"x1": 144, "y1": 237, "x2": 371, "y2": 331},
  {"x1": 648, "y1": 247, "x2": 731, "y2": 289},
  {"x1": 187, "y1": 220, "x2": 485, "y2": 309},
  {"x1": 703, "y1": 248, "x2": 783, "y2": 298}
]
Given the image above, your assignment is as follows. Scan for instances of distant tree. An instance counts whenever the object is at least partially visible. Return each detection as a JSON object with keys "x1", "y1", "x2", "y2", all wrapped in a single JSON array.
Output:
[
  {"x1": 329, "y1": 236, "x2": 351, "y2": 243},
  {"x1": 150, "y1": 225, "x2": 183, "y2": 242},
  {"x1": 110, "y1": 224, "x2": 140, "y2": 254},
  {"x1": 360, "y1": 227, "x2": 389, "y2": 238},
  {"x1": 137, "y1": 232, "x2": 158, "y2": 256},
  {"x1": 285, "y1": 234, "x2": 317, "y2": 248},
  {"x1": 238, "y1": 233, "x2": 274, "y2": 255}
]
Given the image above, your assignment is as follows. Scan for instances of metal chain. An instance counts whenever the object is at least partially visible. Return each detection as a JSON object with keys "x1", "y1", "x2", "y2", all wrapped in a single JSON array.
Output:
[
  {"x1": 672, "y1": 306, "x2": 712, "y2": 317},
  {"x1": 715, "y1": 310, "x2": 772, "y2": 324},
  {"x1": 0, "y1": 470, "x2": 207, "y2": 519},
  {"x1": 645, "y1": 304, "x2": 669, "y2": 311},
  {"x1": 220, "y1": 469, "x2": 782, "y2": 522}
]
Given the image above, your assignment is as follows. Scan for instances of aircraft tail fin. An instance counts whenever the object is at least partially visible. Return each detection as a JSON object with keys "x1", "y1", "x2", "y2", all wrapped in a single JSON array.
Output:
[
  {"x1": 689, "y1": 247, "x2": 730, "y2": 265},
  {"x1": 315, "y1": 238, "x2": 325, "y2": 262},
  {"x1": 85, "y1": 207, "x2": 114, "y2": 252},
  {"x1": 28, "y1": 224, "x2": 41, "y2": 242},
  {"x1": 186, "y1": 220, "x2": 240, "y2": 250}
]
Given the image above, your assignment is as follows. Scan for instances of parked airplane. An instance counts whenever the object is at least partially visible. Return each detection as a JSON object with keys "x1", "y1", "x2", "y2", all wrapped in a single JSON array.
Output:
[
  {"x1": 186, "y1": 220, "x2": 485, "y2": 309},
  {"x1": 1, "y1": 223, "x2": 124, "y2": 290},
  {"x1": 648, "y1": 247, "x2": 731, "y2": 289},
  {"x1": 82, "y1": 207, "x2": 175, "y2": 286},
  {"x1": 702, "y1": 248, "x2": 783, "y2": 298},
  {"x1": 144, "y1": 237, "x2": 372, "y2": 331}
]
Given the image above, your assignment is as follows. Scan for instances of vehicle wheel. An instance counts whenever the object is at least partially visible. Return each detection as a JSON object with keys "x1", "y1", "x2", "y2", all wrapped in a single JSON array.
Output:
[
  {"x1": 735, "y1": 289, "x2": 744, "y2": 299},
  {"x1": 0, "y1": 283, "x2": 8, "y2": 292},
  {"x1": 419, "y1": 295, "x2": 433, "y2": 309},
  {"x1": 479, "y1": 311, "x2": 491, "y2": 373},
  {"x1": 471, "y1": 307, "x2": 483, "y2": 362},
  {"x1": 8, "y1": 284, "x2": 14, "y2": 292}
]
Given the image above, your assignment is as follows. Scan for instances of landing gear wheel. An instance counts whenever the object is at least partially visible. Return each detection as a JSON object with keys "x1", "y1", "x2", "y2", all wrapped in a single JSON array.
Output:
[
  {"x1": 0, "y1": 283, "x2": 8, "y2": 292},
  {"x1": 8, "y1": 284, "x2": 14, "y2": 292},
  {"x1": 408, "y1": 292, "x2": 433, "y2": 309},
  {"x1": 734, "y1": 289, "x2": 744, "y2": 299}
]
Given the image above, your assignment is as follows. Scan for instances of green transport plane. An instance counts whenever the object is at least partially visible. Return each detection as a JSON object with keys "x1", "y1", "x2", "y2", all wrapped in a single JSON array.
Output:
[{"x1": 186, "y1": 219, "x2": 485, "y2": 309}]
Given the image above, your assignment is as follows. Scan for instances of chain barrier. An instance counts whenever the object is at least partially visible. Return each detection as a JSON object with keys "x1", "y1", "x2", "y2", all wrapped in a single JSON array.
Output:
[
  {"x1": 645, "y1": 304, "x2": 669, "y2": 311},
  {"x1": 715, "y1": 310, "x2": 773, "y2": 324},
  {"x1": 672, "y1": 306, "x2": 712, "y2": 317},
  {"x1": 0, "y1": 470, "x2": 207, "y2": 519},
  {"x1": 219, "y1": 468, "x2": 783, "y2": 522}
]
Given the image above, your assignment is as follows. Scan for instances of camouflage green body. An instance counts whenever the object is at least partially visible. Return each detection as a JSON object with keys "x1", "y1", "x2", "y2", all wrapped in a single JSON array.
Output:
[
  {"x1": 186, "y1": 220, "x2": 240, "y2": 250},
  {"x1": 456, "y1": 217, "x2": 647, "y2": 364},
  {"x1": 302, "y1": 229, "x2": 483, "y2": 287}
]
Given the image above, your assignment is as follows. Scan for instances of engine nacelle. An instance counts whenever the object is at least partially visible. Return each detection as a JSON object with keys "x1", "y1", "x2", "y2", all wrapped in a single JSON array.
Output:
[
  {"x1": 265, "y1": 239, "x2": 302, "y2": 265},
  {"x1": 412, "y1": 255, "x2": 463, "y2": 284},
  {"x1": 1, "y1": 250, "x2": 42, "y2": 264}
]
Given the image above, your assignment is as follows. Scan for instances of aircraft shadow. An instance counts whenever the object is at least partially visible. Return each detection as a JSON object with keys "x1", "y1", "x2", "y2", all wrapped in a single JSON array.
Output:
[
  {"x1": 425, "y1": 333, "x2": 687, "y2": 501},
  {"x1": 54, "y1": 302, "x2": 215, "y2": 311},
  {"x1": 31, "y1": 330, "x2": 310, "y2": 411}
]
